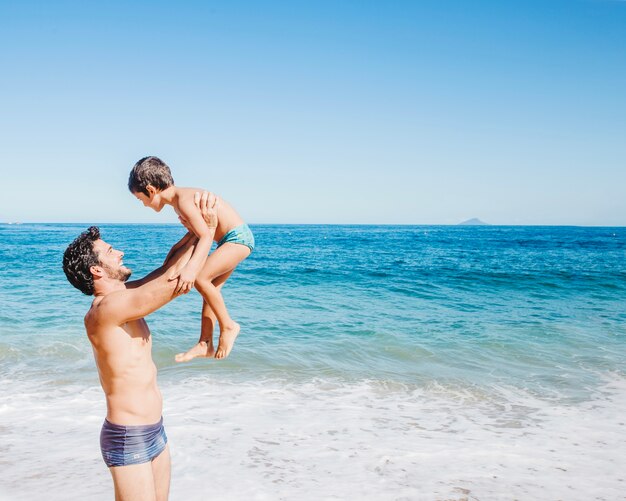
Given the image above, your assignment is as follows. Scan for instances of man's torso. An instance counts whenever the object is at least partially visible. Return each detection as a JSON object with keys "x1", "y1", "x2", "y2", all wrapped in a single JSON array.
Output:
[{"x1": 86, "y1": 300, "x2": 163, "y2": 425}]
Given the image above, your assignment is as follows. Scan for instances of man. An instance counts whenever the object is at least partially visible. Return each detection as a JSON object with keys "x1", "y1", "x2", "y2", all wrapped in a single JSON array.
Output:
[{"x1": 62, "y1": 193, "x2": 217, "y2": 501}]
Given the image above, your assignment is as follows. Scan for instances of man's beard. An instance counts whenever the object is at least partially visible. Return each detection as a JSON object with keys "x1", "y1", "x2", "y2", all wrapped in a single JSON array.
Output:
[{"x1": 102, "y1": 263, "x2": 132, "y2": 282}]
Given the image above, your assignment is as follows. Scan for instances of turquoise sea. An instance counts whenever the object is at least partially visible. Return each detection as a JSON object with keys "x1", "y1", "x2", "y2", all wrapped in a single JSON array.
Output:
[{"x1": 1, "y1": 224, "x2": 625, "y2": 500}]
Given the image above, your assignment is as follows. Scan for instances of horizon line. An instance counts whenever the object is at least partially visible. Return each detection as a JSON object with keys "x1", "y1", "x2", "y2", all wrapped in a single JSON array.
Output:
[{"x1": 1, "y1": 222, "x2": 625, "y2": 228}]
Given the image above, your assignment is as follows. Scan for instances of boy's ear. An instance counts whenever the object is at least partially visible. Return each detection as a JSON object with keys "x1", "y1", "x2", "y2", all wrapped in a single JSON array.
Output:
[{"x1": 146, "y1": 184, "x2": 157, "y2": 197}]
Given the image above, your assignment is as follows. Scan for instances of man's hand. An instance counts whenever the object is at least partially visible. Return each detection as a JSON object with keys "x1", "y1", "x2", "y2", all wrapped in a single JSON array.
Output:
[
  {"x1": 178, "y1": 192, "x2": 217, "y2": 233},
  {"x1": 194, "y1": 191, "x2": 219, "y2": 229}
]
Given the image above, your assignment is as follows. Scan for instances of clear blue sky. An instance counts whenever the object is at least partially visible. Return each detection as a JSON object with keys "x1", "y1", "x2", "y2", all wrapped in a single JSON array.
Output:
[{"x1": 1, "y1": 0, "x2": 625, "y2": 225}]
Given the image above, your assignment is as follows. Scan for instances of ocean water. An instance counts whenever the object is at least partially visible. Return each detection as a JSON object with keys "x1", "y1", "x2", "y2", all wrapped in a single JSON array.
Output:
[{"x1": 0, "y1": 223, "x2": 625, "y2": 500}]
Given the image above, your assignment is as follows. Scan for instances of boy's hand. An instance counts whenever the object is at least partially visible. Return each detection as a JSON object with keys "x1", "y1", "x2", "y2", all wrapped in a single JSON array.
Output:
[{"x1": 169, "y1": 266, "x2": 197, "y2": 295}]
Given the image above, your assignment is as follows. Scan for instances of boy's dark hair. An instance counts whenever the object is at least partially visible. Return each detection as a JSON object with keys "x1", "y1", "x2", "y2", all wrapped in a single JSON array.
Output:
[
  {"x1": 128, "y1": 156, "x2": 175, "y2": 196},
  {"x1": 63, "y1": 226, "x2": 101, "y2": 296}
]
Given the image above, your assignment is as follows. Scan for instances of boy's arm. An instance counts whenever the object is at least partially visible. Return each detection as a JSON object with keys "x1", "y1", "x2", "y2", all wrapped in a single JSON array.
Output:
[
  {"x1": 162, "y1": 231, "x2": 194, "y2": 267},
  {"x1": 160, "y1": 195, "x2": 209, "y2": 269},
  {"x1": 170, "y1": 193, "x2": 219, "y2": 294}
]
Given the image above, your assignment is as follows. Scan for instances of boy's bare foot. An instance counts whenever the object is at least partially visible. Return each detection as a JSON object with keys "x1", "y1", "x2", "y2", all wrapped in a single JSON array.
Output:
[
  {"x1": 215, "y1": 322, "x2": 240, "y2": 359},
  {"x1": 175, "y1": 341, "x2": 215, "y2": 363}
]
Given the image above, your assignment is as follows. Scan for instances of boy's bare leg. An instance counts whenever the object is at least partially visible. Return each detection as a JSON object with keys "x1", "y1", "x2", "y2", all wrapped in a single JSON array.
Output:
[
  {"x1": 175, "y1": 273, "x2": 230, "y2": 362},
  {"x1": 175, "y1": 300, "x2": 216, "y2": 362},
  {"x1": 195, "y1": 243, "x2": 251, "y2": 359},
  {"x1": 200, "y1": 283, "x2": 239, "y2": 359}
]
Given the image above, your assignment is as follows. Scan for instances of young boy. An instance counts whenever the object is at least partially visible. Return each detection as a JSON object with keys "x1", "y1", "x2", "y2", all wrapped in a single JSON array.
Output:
[{"x1": 128, "y1": 156, "x2": 254, "y2": 361}]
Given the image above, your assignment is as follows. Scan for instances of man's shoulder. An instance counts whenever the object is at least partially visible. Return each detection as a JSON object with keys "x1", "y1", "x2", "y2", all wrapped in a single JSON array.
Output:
[{"x1": 85, "y1": 289, "x2": 130, "y2": 328}]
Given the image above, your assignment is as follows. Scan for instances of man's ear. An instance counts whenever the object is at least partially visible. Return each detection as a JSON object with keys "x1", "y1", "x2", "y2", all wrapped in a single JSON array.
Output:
[
  {"x1": 90, "y1": 265, "x2": 104, "y2": 278},
  {"x1": 146, "y1": 184, "x2": 157, "y2": 198}
]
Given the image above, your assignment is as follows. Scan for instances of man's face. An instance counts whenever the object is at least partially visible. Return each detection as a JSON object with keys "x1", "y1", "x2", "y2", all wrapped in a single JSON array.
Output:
[
  {"x1": 92, "y1": 239, "x2": 132, "y2": 282},
  {"x1": 133, "y1": 191, "x2": 163, "y2": 212}
]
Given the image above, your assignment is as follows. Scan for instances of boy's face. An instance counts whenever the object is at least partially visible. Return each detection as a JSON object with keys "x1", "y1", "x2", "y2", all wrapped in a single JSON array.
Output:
[{"x1": 133, "y1": 190, "x2": 163, "y2": 212}]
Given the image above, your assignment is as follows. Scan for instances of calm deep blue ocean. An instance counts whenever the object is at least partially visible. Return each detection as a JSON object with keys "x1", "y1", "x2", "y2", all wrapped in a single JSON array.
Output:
[{"x1": 1, "y1": 224, "x2": 625, "y2": 500}]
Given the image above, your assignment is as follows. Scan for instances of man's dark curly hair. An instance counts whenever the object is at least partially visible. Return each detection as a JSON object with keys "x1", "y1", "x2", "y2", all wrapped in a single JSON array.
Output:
[
  {"x1": 128, "y1": 156, "x2": 175, "y2": 196},
  {"x1": 63, "y1": 226, "x2": 101, "y2": 295}
]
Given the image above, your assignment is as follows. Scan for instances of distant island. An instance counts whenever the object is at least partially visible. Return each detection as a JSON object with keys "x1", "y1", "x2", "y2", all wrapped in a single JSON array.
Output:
[{"x1": 459, "y1": 218, "x2": 489, "y2": 226}]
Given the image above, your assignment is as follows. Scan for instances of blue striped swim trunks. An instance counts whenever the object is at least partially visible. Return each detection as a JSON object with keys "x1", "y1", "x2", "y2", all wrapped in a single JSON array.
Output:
[
  {"x1": 217, "y1": 223, "x2": 255, "y2": 252},
  {"x1": 100, "y1": 417, "x2": 168, "y2": 467}
]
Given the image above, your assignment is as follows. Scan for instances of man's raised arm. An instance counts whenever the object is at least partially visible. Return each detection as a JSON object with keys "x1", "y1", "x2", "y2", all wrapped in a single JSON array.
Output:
[
  {"x1": 124, "y1": 233, "x2": 193, "y2": 290},
  {"x1": 99, "y1": 192, "x2": 218, "y2": 324}
]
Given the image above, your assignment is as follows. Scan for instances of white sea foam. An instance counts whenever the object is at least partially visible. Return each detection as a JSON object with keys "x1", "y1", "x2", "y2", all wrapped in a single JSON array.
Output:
[{"x1": 0, "y1": 375, "x2": 624, "y2": 501}]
